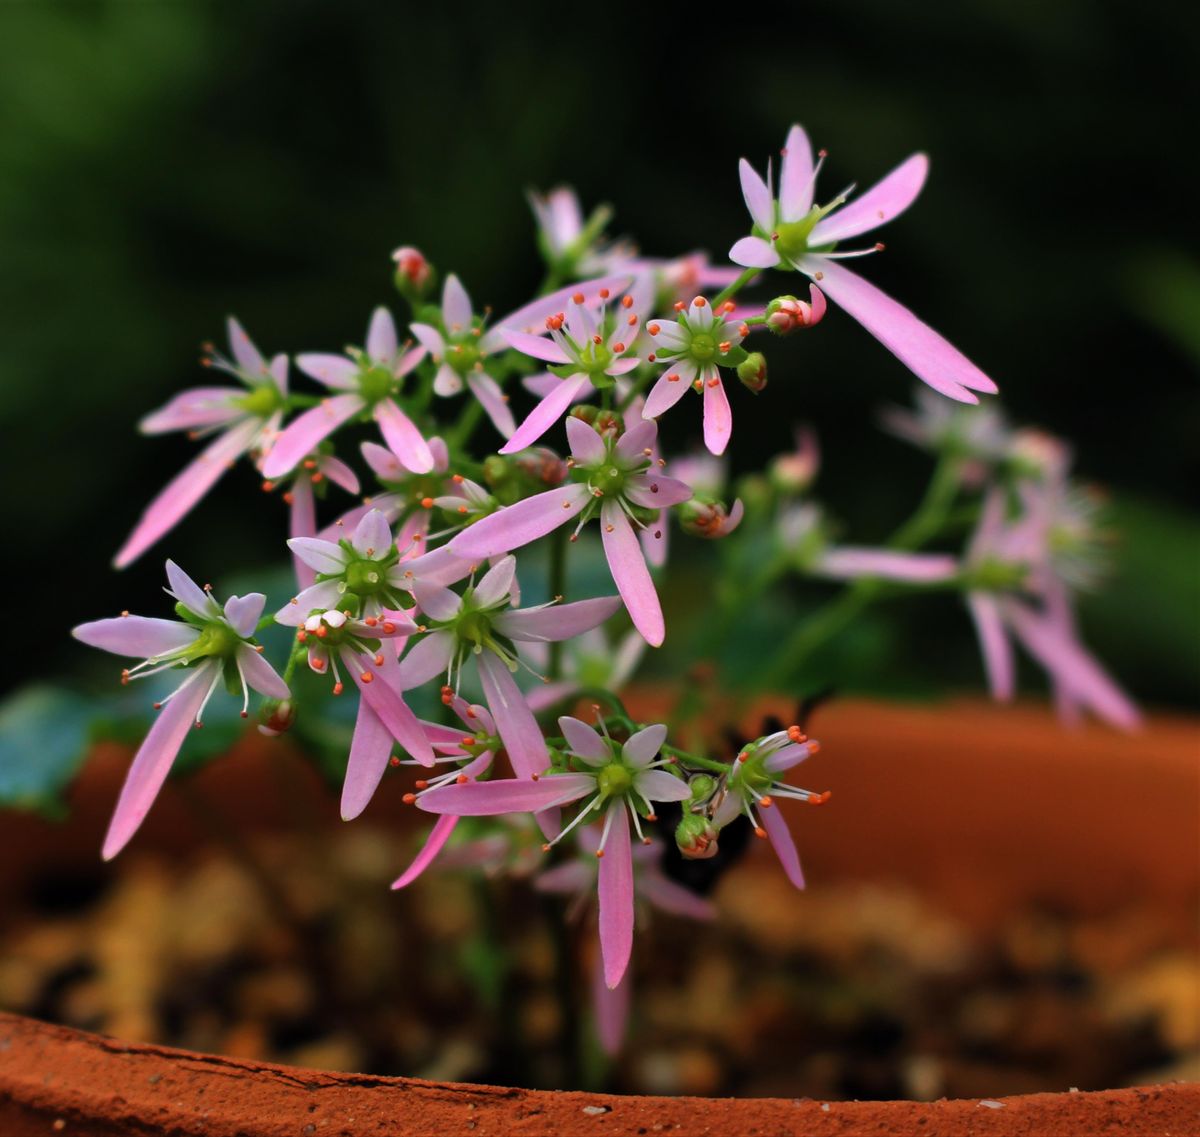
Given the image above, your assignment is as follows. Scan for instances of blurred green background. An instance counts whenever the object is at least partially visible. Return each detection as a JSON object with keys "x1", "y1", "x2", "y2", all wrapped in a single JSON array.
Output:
[{"x1": 1, "y1": 0, "x2": 1196, "y2": 709}]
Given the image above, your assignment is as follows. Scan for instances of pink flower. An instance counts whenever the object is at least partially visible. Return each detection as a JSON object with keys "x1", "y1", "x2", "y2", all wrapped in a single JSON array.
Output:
[
  {"x1": 391, "y1": 245, "x2": 432, "y2": 293},
  {"x1": 522, "y1": 627, "x2": 645, "y2": 714},
  {"x1": 535, "y1": 831, "x2": 715, "y2": 1054},
  {"x1": 391, "y1": 693, "x2": 498, "y2": 890},
  {"x1": 448, "y1": 418, "x2": 693, "y2": 646},
  {"x1": 72, "y1": 561, "x2": 289, "y2": 859},
  {"x1": 411, "y1": 274, "x2": 632, "y2": 441},
  {"x1": 642, "y1": 296, "x2": 749, "y2": 455},
  {"x1": 881, "y1": 387, "x2": 1012, "y2": 487},
  {"x1": 500, "y1": 294, "x2": 643, "y2": 453},
  {"x1": 815, "y1": 547, "x2": 960, "y2": 583},
  {"x1": 114, "y1": 318, "x2": 289, "y2": 568},
  {"x1": 769, "y1": 425, "x2": 821, "y2": 494},
  {"x1": 711, "y1": 726, "x2": 828, "y2": 890},
  {"x1": 966, "y1": 486, "x2": 1139, "y2": 729},
  {"x1": 396, "y1": 555, "x2": 622, "y2": 781},
  {"x1": 263, "y1": 308, "x2": 432, "y2": 480},
  {"x1": 294, "y1": 606, "x2": 433, "y2": 815},
  {"x1": 730, "y1": 124, "x2": 997, "y2": 404},
  {"x1": 418, "y1": 717, "x2": 692, "y2": 988}
]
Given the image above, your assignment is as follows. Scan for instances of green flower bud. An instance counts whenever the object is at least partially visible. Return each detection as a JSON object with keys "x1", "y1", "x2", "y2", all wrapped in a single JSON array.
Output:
[
  {"x1": 258, "y1": 698, "x2": 296, "y2": 738},
  {"x1": 675, "y1": 812, "x2": 719, "y2": 860},
  {"x1": 737, "y1": 352, "x2": 768, "y2": 393},
  {"x1": 687, "y1": 774, "x2": 717, "y2": 803}
]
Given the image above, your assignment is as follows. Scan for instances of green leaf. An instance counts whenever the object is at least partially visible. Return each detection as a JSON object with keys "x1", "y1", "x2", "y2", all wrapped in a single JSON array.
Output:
[{"x1": 0, "y1": 686, "x2": 94, "y2": 817}]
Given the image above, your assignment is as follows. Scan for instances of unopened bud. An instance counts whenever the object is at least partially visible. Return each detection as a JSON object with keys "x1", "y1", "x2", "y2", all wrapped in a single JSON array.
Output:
[
  {"x1": 737, "y1": 352, "x2": 768, "y2": 393},
  {"x1": 258, "y1": 698, "x2": 297, "y2": 737},
  {"x1": 765, "y1": 284, "x2": 826, "y2": 335},
  {"x1": 675, "y1": 812, "x2": 719, "y2": 860},
  {"x1": 513, "y1": 447, "x2": 568, "y2": 487},
  {"x1": 481, "y1": 454, "x2": 513, "y2": 489},
  {"x1": 392, "y1": 246, "x2": 434, "y2": 300},
  {"x1": 769, "y1": 426, "x2": 820, "y2": 494},
  {"x1": 568, "y1": 405, "x2": 622, "y2": 438},
  {"x1": 687, "y1": 774, "x2": 717, "y2": 803},
  {"x1": 679, "y1": 498, "x2": 744, "y2": 539}
]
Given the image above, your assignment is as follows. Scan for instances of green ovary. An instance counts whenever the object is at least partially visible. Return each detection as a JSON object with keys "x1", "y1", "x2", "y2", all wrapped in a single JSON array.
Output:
[
  {"x1": 590, "y1": 465, "x2": 626, "y2": 496},
  {"x1": 357, "y1": 364, "x2": 395, "y2": 405},
  {"x1": 236, "y1": 384, "x2": 284, "y2": 418},
  {"x1": 688, "y1": 332, "x2": 717, "y2": 362},
  {"x1": 344, "y1": 558, "x2": 388, "y2": 596},
  {"x1": 186, "y1": 622, "x2": 241, "y2": 663},
  {"x1": 597, "y1": 763, "x2": 633, "y2": 799}
]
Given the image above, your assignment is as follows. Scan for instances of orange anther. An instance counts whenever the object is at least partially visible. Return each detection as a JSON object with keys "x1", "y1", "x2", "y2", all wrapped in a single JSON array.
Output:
[
  {"x1": 572, "y1": 292, "x2": 585, "y2": 304},
  {"x1": 647, "y1": 323, "x2": 661, "y2": 335},
  {"x1": 360, "y1": 671, "x2": 374, "y2": 683},
  {"x1": 621, "y1": 295, "x2": 633, "y2": 308}
]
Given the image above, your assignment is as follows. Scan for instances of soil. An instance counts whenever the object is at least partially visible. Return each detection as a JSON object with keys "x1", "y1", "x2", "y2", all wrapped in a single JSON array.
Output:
[{"x1": 1, "y1": 697, "x2": 1197, "y2": 1135}]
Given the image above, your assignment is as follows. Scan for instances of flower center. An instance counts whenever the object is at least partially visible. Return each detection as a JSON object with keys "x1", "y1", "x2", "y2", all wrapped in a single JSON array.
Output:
[
  {"x1": 688, "y1": 330, "x2": 717, "y2": 362},
  {"x1": 357, "y1": 363, "x2": 395, "y2": 405},
  {"x1": 185, "y1": 621, "x2": 242, "y2": 662},
  {"x1": 344, "y1": 556, "x2": 391, "y2": 597},
  {"x1": 597, "y1": 762, "x2": 633, "y2": 799},
  {"x1": 454, "y1": 608, "x2": 494, "y2": 649},
  {"x1": 589, "y1": 464, "x2": 626, "y2": 496},
  {"x1": 446, "y1": 337, "x2": 482, "y2": 374},
  {"x1": 235, "y1": 383, "x2": 285, "y2": 419}
]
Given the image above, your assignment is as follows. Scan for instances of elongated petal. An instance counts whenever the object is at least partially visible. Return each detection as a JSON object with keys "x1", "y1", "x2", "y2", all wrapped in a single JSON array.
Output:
[
  {"x1": 739, "y1": 158, "x2": 774, "y2": 232},
  {"x1": 559, "y1": 716, "x2": 609, "y2": 763},
  {"x1": 642, "y1": 369, "x2": 693, "y2": 419},
  {"x1": 235, "y1": 643, "x2": 289, "y2": 699},
  {"x1": 799, "y1": 258, "x2": 996, "y2": 400},
  {"x1": 344, "y1": 650, "x2": 434, "y2": 765},
  {"x1": 275, "y1": 579, "x2": 343, "y2": 625},
  {"x1": 473, "y1": 555, "x2": 517, "y2": 609},
  {"x1": 165, "y1": 560, "x2": 216, "y2": 619},
  {"x1": 502, "y1": 329, "x2": 572, "y2": 364},
  {"x1": 729, "y1": 236, "x2": 780, "y2": 269},
  {"x1": 102, "y1": 664, "x2": 216, "y2": 860},
  {"x1": 533, "y1": 858, "x2": 593, "y2": 895},
  {"x1": 409, "y1": 323, "x2": 446, "y2": 357},
  {"x1": 287, "y1": 536, "x2": 347, "y2": 575},
  {"x1": 433, "y1": 362, "x2": 464, "y2": 396},
  {"x1": 967, "y1": 592, "x2": 1015, "y2": 702},
  {"x1": 778, "y1": 124, "x2": 815, "y2": 222},
  {"x1": 391, "y1": 815, "x2": 459, "y2": 889},
  {"x1": 818, "y1": 548, "x2": 960, "y2": 582},
  {"x1": 397, "y1": 630, "x2": 455, "y2": 689},
  {"x1": 73, "y1": 616, "x2": 196, "y2": 659},
  {"x1": 481, "y1": 273, "x2": 634, "y2": 352},
  {"x1": 598, "y1": 805, "x2": 634, "y2": 989},
  {"x1": 140, "y1": 387, "x2": 244, "y2": 434},
  {"x1": 476, "y1": 651, "x2": 549, "y2": 779},
  {"x1": 625, "y1": 474, "x2": 693, "y2": 510},
  {"x1": 352, "y1": 508, "x2": 393, "y2": 557},
  {"x1": 499, "y1": 374, "x2": 590, "y2": 454},
  {"x1": 615, "y1": 419, "x2": 657, "y2": 462},
  {"x1": 374, "y1": 400, "x2": 434, "y2": 474},
  {"x1": 295, "y1": 353, "x2": 360, "y2": 390},
  {"x1": 228, "y1": 317, "x2": 266, "y2": 376},
  {"x1": 449, "y1": 484, "x2": 590, "y2": 558},
  {"x1": 1003, "y1": 600, "x2": 1141, "y2": 730},
  {"x1": 417, "y1": 773, "x2": 594, "y2": 815},
  {"x1": 223, "y1": 593, "x2": 266, "y2": 638},
  {"x1": 367, "y1": 307, "x2": 398, "y2": 362},
  {"x1": 601, "y1": 501, "x2": 664, "y2": 647},
  {"x1": 622, "y1": 723, "x2": 667, "y2": 768},
  {"x1": 494, "y1": 596, "x2": 622, "y2": 643},
  {"x1": 114, "y1": 420, "x2": 260, "y2": 568},
  {"x1": 633, "y1": 769, "x2": 690, "y2": 803},
  {"x1": 702, "y1": 376, "x2": 733, "y2": 456},
  {"x1": 262, "y1": 394, "x2": 364, "y2": 478},
  {"x1": 466, "y1": 372, "x2": 516, "y2": 439},
  {"x1": 341, "y1": 697, "x2": 394, "y2": 820},
  {"x1": 565, "y1": 415, "x2": 606, "y2": 465},
  {"x1": 760, "y1": 804, "x2": 806, "y2": 889},
  {"x1": 638, "y1": 873, "x2": 717, "y2": 921},
  {"x1": 412, "y1": 579, "x2": 462, "y2": 622},
  {"x1": 289, "y1": 480, "x2": 317, "y2": 590},
  {"x1": 810, "y1": 153, "x2": 928, "y2": 245},
  {"x1": 442, "y1": 274, "x2": 474, "y2": 330},
  {"x1": 763, "y1": 741, "x2": 817, "y2": 774}
]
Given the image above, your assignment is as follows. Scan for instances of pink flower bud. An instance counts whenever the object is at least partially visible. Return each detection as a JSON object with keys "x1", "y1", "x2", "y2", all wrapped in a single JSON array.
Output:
[
  {"x1": 765, "y1": 284, "x2": 827, "y2": 335},
  {"x1": 258, "y1": 698, "x2": 297, "y2": 737},
  {"x1": 391, "y1": 246, "x2": 432, "y2": 292}
]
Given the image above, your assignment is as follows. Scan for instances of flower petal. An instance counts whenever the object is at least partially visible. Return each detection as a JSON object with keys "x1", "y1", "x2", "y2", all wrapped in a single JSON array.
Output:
[
  {"x1": 417, "y1": 773, "x2": 594, "y2": 815},
  {"x1": 738, "y1": 158, "x2": 774, "y2": 232},
  {"x1": 729, "y1": 236, "x2": 780, "y2": 269},
  {"x1": 702, "y1": 376, "x2": 733, "y2": 456},
  {"x1": 236, "y1": 643, "x2": 289, "y2": 699},
  {"x1": 798, "y1": 258, "x2": 996, "y2": 400},
  {"x1": 558, "y1": 716, "x2": 609, "y2": 764},
  {"x1": 810, "y1": 153, "x2": 928, "y2": 245},
  {"x1": 592, "y1": 952, "x2": 631, "y2": 1055},
  {"x1": 442, "y1": 274, "x2": 474, "y2": 331},
  {"x1": 449, "y1": 484, "x2": 591, "y2": 558},
  {"x1": 622, "y1": 723, "x2": 667, "y2": 768},
  {"x1": 287, "y1": 537, "x2": 348, "y2": 575},
  {"x1": 499, "y1": 374, "x2": 591, "y2": 454},
  {"x1": 624, "y1": 474, "x2": 693, "y2": 510},
  {"x1": 275, "y1": 580, "x2": 344, "y2": 625},
  {"x1": 102, "y1": 663, "x2": 216, "y2": 860},
  {"x1": 165, "y1": 560, "x2": 217, "y2": 619},
  {"x1": 397, "y1": 630, "x2": 455, "y2": 689},
  {"x1": 344, "y1": 650, "x2": 434, "y2": 765},
  {"x1": 139, "y1": 387, "x2": 244, "y2": 434},
  {"x1": 391, "y1": 814, "x2": 459, "y2": 889},
  {"x1": 473, "y1": 556, "x2": 518, "y2": 609},
  {"x1": 227, "y1": 317, "x2": 266, "y2": 376},
  {"x1": 778, "y1": 124, "x2": 815, "y2": 222},
  {"x1": 482, "y1": 273, "x2": 634, "y2": 352},
  {"x1": 632, "y1": 769, "x2": 690, "y2": 803},
  {"x1": 760, "y1": 803, "x2": 806, "y2": 889},
  {"x1": 114, "y1": 420, "x2": 260, "y2": 568},
  {"x1": 72, "y1": 616, "x2": 198, "y2": 659},
  {"x1": 352, "y1": 508, "x2": 394, "y2": 558},
  {"x1": 289, "y1": 480, "x2": 317, "y2": 590},
  {"x1": 374, "y1": 399, "x2": 434, "y2": 474},
  {"x1": 295, "y1": 353, "x2": 361, "y2": 390},
  {"x1": 642, "y1": 369, "x2": 693, "y2": 420},
  {"x1": 409, "y1": 323, "x2": 446, "y2": 357},
  {"x1": 366, "y1": 307, "x2": 398, "y2": 362},
  {"x1": 502, "y1": 329, "x2": 572, "y2": 364},
  {"x1": 565, "y1": 415, "x2": 606, "y2": 465},
  {"x1": 968, "y1": 591, "x2": 1016, "y2": 702},
  {"x1": 600, "y1": 500, "x2": 664, "y2": 647},
  {"x1": 262, "y1": 394, "x2": 364, "y2": 479},
  {"x1": 817, "y1": 548, "x2": 960, "y2": 582},
  {"x1": 598, "y1": 805, "x2": 634, "y2": 989},
  {"x1": 223, "y1": 593, "x2": 266, "y2": 638},
  {"x1": 341, "y1": 697, "x2": 394, "y2": 820},
  {"x1": 638, "y1": 872, "x2": 717, "y2": 921},
  {"x1": 494, "y1": 595, "x2": 622, "y2": 643},
  {"x1": 615, "y1": 418, "x2": 658, "y2": 463},
  {"x1": 466, "y1": 372, "x2": 516, "y2": 439},
  {"x1": 476, "y1": 651, "x2": 549, "y2": 780}
]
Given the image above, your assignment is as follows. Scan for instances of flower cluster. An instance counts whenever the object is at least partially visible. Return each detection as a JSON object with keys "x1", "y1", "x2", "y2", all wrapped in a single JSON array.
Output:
[{"x1": 71, "y1": 122, "x2": 1137, "y2": 1054}]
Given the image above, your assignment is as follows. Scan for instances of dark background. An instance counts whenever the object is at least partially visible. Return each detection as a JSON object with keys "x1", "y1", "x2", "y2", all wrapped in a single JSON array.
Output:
[{"x1": 1, "y1": 0, "x2": 1196, "y2": 707}]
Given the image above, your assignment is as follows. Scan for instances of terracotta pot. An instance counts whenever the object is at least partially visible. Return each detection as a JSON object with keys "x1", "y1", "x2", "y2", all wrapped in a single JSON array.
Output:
[{"x1": 1, "y1": 698, "x2": 1197, "y2": 1136}]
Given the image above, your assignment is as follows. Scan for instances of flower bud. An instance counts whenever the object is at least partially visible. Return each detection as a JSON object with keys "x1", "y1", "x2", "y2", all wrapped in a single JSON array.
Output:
[
  {"x1": 258, "y1": 698, "x2": 297, "y2": 737},
  {"x1": 675, "y1": 812, "x2": 719, "y2": 860},
  {"x1": 765, "y1": 284, "x2": 826, "y2": 335},
  {"x1": 513, "y1": 447, "x2": 568, "y2": 488},
  {"x1": 769, "y1": 426, "x2": 820, "y2": 495},
  {"x1": 737, "y1": 352, "x2": 768, "y2": 393},
  {"x1": 392, "y1": 246, "x2": 434, "y2": 300},
  {"x1": 687, "y1": 774, "x2": 717, "y2": 803},
  {"x1": 569, "y1": 405, "x2": 622, "y2": 438},
  {"x1": 679, "y1": 499, "x2": 744, "y2": 539},
  {"x1": 482, "y1": 454, "x2": 513, "y2": 489}
]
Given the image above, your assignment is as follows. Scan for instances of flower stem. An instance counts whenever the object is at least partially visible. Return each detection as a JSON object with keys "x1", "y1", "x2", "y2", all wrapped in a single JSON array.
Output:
[
  {"x1": 547, "y1": 528, "x2": 569, "y2": 681},
  {"x1": 662, "y1": 745, "x2": 730, "y2": 775},
  {"x1": 712, "y1": 267, "x2": 760, "y2": 308}
]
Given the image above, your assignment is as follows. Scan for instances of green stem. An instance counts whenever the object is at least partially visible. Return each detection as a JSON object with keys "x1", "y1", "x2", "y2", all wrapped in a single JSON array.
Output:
[
  {"x1": 712, "y1": 267, "x2": 760, "y2": 308},
  {"x1": 446, "y1": 397, "x2": 484, "y2": 450},
  {"x1": 662, "y1": 745, "x2": 730, "y2": 775},
  {"x1": 547, "y1": 528, "x2": 569, "y2": 681}
]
